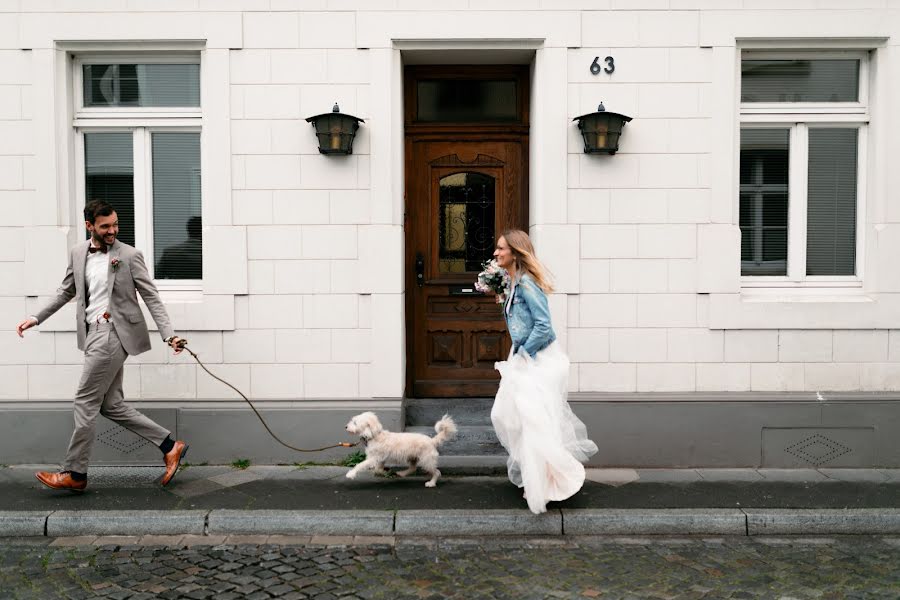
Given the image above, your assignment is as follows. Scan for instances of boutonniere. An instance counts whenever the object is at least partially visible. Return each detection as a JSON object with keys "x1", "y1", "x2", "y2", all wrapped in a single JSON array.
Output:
[{"x1": 110, "y1": 257, "x2": 120, "y2": 271}]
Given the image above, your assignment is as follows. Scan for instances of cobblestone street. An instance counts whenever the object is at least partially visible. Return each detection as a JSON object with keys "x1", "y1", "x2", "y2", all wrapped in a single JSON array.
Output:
[{"x1": 1, "y1": 535, "x2": 899, "y2": 600}]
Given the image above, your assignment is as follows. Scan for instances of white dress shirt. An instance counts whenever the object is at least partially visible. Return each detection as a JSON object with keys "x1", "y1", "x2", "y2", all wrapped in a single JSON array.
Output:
[{"x1": 84, "y1": 244, "x2": 110, "y2": 324}]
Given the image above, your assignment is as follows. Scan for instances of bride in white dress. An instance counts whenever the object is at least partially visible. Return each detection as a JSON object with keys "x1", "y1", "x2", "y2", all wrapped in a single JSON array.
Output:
[{"x1": 490, "y1": 229, "x2": 598, "y2": 514}]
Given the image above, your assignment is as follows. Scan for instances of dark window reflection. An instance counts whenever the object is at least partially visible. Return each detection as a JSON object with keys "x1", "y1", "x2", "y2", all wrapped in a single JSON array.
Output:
[
  {"x1": 83, "y1": 64, "x2": 200, "y2": 107},
  {"x1": 741, "y1": 60, "x2": 859, "y2": 103},
  {"x1": 153, "y1": 133, "x2": 202, "y2": 280},
  {"x1": 84, "y1": 132, "x2": 135, "y2": 247},
  {"x1": 740, "y1": 129, "x2": 790, "y2": 275},
  {"x1": 417, "y1": 80, "x2": 517, "y2": 122}
]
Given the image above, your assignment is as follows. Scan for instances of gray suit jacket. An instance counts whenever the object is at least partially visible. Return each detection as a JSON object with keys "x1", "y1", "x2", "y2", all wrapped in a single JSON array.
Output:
[{"x1": 35, "y1": 240, "x2": 175, "y2": 356}]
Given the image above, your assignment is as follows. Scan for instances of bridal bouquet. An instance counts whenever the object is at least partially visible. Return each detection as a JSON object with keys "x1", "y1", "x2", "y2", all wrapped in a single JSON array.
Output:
[{"x1": 474, "y1": 259, "x2": 511, "y2": 304}]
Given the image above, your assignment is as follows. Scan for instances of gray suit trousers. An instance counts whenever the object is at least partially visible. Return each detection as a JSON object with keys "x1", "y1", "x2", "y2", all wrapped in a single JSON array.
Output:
[{"x1": 63, "y1": 322, "x2": 170, "y2": 474}]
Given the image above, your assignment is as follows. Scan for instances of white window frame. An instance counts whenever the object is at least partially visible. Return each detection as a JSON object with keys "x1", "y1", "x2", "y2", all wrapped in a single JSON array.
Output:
[
  {"x1": 74, "y1": 54, "x2": 202, "y2": 118},
  {"x1": 73, "y1": 53, "x2": 202, "y2": 293},
  {"x1": 739, "y1": 50, "x2": 868, "y2": 289}
]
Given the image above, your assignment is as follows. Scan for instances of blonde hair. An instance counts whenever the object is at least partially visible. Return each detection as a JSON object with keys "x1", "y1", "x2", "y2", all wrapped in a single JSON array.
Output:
[{"x1": 500, "y1": 229, "x2": 554, "y2": 293}]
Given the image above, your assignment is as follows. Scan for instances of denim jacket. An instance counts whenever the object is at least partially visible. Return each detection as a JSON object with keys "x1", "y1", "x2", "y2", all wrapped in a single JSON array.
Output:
[{"x1": 504, "y1": 272, "x2": 556, "y2": 358}]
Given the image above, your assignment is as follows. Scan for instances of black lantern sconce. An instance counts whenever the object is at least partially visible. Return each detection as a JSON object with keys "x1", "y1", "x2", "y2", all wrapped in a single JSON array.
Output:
[
  {"x1": 305, "y1": 103, "x2": 364, "y2": 155},
  {"x1": 573, "y1": 102, "x2": 632, "y2": 154}
]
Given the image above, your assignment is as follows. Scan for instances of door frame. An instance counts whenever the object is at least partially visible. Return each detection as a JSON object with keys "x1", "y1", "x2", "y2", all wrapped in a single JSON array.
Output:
[{"x1": 403, "y1": 65, "x2": 530, "y2": 398}]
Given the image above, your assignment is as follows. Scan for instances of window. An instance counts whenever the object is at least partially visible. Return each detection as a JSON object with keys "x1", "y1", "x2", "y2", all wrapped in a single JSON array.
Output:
[
  {"x1": 82, "y1": 63, "x2": 200, "y2": 108},
  {"x1": 75, "y1": 55, "x2": 202, "y2": 287},
  {"x1": 417, "y1": 80, "x2": 518, "y2": 122},
  {"x1": 739, "y1": 52, "x2": 867, "y2": 285}
]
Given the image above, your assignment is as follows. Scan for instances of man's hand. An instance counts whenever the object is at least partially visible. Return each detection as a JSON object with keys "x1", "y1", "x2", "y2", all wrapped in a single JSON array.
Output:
[
  {"x1": 168, "y1": 336, "x2": 185, "y2": 355},
  {"x1": 16, "y1": 317, "x2": 37, "y2": 338}
]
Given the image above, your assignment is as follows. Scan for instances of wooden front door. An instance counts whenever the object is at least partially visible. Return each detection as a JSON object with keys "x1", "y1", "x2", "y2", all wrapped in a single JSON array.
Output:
[
  {"x1": 404, "y1": 66, "x2": 529, "y2": 397},
  {"x1": 404, "y1": 65, "x2": 528, "y2": 397},
  {"x1": 406, "y1": 140, "x2": 527, "y2": 397}
]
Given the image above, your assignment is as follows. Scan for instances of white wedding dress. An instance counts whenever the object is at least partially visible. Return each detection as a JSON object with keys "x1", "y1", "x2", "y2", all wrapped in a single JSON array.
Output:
[{"x1": 491, "y1": 342, "x2": 599, "y2": 514}]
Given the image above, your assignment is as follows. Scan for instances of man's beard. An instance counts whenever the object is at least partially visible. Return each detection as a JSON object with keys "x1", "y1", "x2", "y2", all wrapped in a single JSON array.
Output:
[{"x1": 92, "y1": 231, "x2": 114, "y2": 247}]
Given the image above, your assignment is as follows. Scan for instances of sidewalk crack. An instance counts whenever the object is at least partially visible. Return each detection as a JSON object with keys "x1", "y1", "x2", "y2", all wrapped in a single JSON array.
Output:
[
  {"x1": 44, "y1": 510, "x2": 55, "y2": 537},
  {"x1": 739, "y1": 508, "x2": 749, "y2": 536}
]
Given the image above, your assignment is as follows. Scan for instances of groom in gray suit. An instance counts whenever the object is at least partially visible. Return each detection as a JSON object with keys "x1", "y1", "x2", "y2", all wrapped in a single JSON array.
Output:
[{"x1": 16, "y1": 200, "x2": 190, "y2": 492}]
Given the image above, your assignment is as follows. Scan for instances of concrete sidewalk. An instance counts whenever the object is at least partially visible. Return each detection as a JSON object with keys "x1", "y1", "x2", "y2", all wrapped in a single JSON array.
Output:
[{"x1": 2, "y1": 465, "x2": 900, "y2": 538}]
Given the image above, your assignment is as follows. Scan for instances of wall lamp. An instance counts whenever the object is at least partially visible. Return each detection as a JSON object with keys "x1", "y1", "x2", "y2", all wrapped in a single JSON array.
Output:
[
  {"x1": 306, "y1": 103, "x2": 364, "y2": 155},
  {"x1": 573, "y1": 102, "x2": 632, "y2": 154}
]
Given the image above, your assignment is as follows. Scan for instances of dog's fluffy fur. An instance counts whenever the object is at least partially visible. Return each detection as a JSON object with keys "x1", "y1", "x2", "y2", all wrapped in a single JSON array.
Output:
[{"x1": 344, "y1": 412, "x2": 457, "y2": 487}]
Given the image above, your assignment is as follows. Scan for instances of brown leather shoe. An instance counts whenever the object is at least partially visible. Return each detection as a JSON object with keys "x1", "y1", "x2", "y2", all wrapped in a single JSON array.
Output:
[
  {"x1": 35, "y1": 471, "x2": 87, "y2": 493},
  {"x1": 161, "y1": 441, "x2": 189, "y2": 486}
]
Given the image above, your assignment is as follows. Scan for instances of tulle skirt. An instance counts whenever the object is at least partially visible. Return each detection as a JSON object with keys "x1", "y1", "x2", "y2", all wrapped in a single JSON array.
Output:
[{"x1": 491, "y1": 342, "x2": 599, "y2": 514}]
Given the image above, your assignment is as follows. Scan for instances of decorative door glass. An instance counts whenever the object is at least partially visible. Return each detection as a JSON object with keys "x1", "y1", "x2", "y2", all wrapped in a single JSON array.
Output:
[{"x1": 438, "y1": 172, "x2": 495, "y2": 274}]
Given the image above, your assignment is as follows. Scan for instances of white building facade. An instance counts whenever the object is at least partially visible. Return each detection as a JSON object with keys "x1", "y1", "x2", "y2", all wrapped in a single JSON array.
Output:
[{"x1": 2, "y1": 1, "x2": 900, "y2": 469}]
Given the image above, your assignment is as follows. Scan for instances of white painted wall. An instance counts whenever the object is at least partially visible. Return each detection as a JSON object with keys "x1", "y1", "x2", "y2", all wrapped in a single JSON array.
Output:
[{"x1": 1, "y1": 3, "x2": 899, "y2": 403}]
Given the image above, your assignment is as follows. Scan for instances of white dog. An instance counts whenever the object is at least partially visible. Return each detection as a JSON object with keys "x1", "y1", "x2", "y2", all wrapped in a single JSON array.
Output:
[{"x1": 344, "y1": 412, "x2": 457, "y2": 487}]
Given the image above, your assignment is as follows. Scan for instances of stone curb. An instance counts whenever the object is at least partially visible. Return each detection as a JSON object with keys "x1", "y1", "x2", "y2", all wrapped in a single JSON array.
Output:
[
  {"x1": 46, "y1": 511, "x2": 206, "y2": 537},
  {"x1": 0, "y1": 511, "x2": 52, "y2": 536},
  {"x1": 563, "y1": 509, "x2": 747, "y2": 535},
  {"x1": 7, "y1": 509, "x2": 900, "y2": 537},
  {"x1": 745, "y1": 508, "x2": 900, "y2": 535},
  {"x1": 207, "y1": 510, "x2": 394, "y2": 536},
  {"x1": 395, "y1": 509, "x2": 562, "y2": 536}
]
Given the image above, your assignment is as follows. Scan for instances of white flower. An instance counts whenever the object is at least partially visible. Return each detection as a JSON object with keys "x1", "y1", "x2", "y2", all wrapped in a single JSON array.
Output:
[{"x1": 474, "y1": 259, "x2": 511, "y2": 304}]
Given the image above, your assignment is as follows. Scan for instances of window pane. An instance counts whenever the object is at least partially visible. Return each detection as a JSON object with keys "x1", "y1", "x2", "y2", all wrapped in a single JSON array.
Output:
[
  {"x1": 152, "y1": 133, "x2": 201, "y2": 280},
  {"x1": 438, "y1": 172, "x2": 495, "y2": 273},
  {"x1": 807, "y1": 129, "x2": 858, "y2": 276},
  {"x1": 417, "y1": 80, "x2": 517, "y2": 122},
  {"x1": 84, "y1": 132, "x2": 135, "y2": 247},
  {"x1": 740, "y1": 129, "x2": 789, "y2": 276},
  {"x1": 83, "y1": 64, "x2": 200, "y2": 107},
  {"x1": 741, "y1": 59, "x2": 859, "y2": 103},
  {"x1": 763, "y1": 193, "x2": 788, "y2": 227},
  {"x1": 117, "y1": 64, "x2": 140, "y2": 106}
]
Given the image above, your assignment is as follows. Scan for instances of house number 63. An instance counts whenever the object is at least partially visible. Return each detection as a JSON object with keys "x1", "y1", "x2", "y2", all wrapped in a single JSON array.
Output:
[{"x1": 590, "y1": 56, "x2": 615, "y2": 75}]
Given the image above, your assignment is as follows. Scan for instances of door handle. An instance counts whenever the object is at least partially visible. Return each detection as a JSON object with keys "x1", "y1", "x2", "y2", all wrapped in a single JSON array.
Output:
[{"x1": 415, "y1": 252, "x2": 425, "y2": 287}]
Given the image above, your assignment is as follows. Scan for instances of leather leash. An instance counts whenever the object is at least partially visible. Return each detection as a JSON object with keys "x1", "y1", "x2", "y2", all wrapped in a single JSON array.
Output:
[{"x1": 175, "y1": 339, "x2": 358, "y2": 453}]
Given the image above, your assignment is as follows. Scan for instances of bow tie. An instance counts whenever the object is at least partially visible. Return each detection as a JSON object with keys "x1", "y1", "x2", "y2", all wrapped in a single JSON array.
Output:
[{"x1": 88, "y1": 245, "x2": 108, "y2": 254}]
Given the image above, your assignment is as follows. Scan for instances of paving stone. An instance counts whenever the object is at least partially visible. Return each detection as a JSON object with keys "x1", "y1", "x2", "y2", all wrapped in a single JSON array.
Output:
[
  {"x1": 224, "y1": 535, "x2": 271, "y2": 545},
  {"x1": 0, "y1": 511, "x2": 51, "y2": 536},
  {"x1": 636, "y1": 469, "x2": 703, "y2": 483},
  {"x1": 209, "y1": 470, "x2": 265, "y2": 488},
  {"x1": 267, "y1": 535, "x2": 313, "y2": 545},
  {"x1": 309, "y1": 536, "x2": 355, "y2": 546},
  {"x1": 182, "y1": 535, "x2": 227, "y2": 547},
  {"x1": 93, "y1": 536, "x2": 142, "y2": 546},
  {"x1": 746, "y1": 509, "x2": 900, "y2": 535},
  {"x1": 209, "y1": 510, "x2": 393, "y2": 536},
  {"x1": 47, "y1": 511, "x2": 206, "y2": 536},
  {"x1": 138, "y1": 535, "x2": 185, "y2": 546},
  {"x1": 352, "y1": 536, "x2": 394, "y2": 546},
  {"x1": 756, "y1": 469, "x2": 828, "y2": 482},
  {"x1": 167, "y1": 478, "x2": 226, "y2": 499},
  {"x1": 564, "y1": 509, "x2": 746, "y2": 535},
  {"x1": 50, "y1": 536, "x2": 98, "y2": 546},
  {"x1": 878, "y1": 469, "x2": 900, "y2": 482},
  {"x1": 696, "y1": 469, "x2": 765, "y2": 482},
  {"x1": 395, "y1": 509, "x2": 561, "y2": 536},
  {"x1": 819, "y1": 468, "x2": 890, "y2": 483},
  {"x1": 584, "y1": 468, "x2": 640, "y2": 487},
  {"x1": 5, "y1": 533, "x2": 900, "y2": 598}
]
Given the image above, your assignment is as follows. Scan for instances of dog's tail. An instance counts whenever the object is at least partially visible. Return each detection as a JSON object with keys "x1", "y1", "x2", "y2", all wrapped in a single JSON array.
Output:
[{"x1": 431, "y1": 414, "x2": 457, "y2": 447}]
